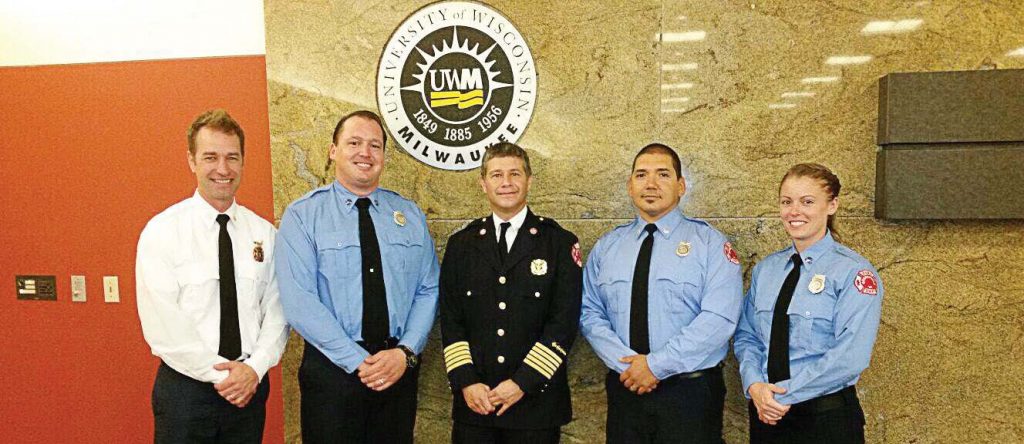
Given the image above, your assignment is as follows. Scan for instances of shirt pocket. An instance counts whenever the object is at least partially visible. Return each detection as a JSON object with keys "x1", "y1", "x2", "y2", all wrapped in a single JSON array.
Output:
[
  {"x1": 752, "y1": 290, "x2": 778, "y2": 343},
  {"x1": 315, "y1": 230, "x2": 361, "y2": 281},
  {"x1": 236, "y1": 261, "x2": 269, "y2": 315},
  {"x1": 654, "y1": 272, "x2": 701, "y2": 314},
  {"x1": 382, "y1": 233, "x2": 425, "y2": 323},
  {"x1": 788, "y1": 292, "x2": 837, "y2": 355},
  {"x1": 597, "y1": 271, "x2": 630, "y2": 314},
  {"x1": 383, "y1": 233, "x2": 424, "y2": 276},
  {"x1": 173, "y1": 262, "x2": 218, "y2": 316}
]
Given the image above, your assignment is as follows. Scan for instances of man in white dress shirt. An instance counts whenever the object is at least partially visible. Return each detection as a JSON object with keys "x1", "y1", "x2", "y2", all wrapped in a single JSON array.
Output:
[{"x1": 136, "y1": 109, "x2": 289, "y2": 443}]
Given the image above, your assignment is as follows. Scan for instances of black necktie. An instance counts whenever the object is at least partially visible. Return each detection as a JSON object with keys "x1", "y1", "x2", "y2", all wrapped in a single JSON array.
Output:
[
  {"x1": 498, "y1": 221, "x2": 511, "y2": 261},
  {"x1": 216, "y1": 214, "x2": 241, "y2": 360},
  {"x1": 629, "y1": 223, "x2": 658, "y2": 355},
  {"x1": 768, "y1": 254, "x2": 803, "y2": 383},
  {"x1": 356, "y1": 198, "x2": 389, "y2": 346}
]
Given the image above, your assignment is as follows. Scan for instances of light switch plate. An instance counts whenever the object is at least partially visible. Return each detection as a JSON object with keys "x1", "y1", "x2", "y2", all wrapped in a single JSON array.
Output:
[
  {"x1": 103, "y1": 276, "x2": 119, "y2": 303},
  {"x1": 71, "y1": 275, "x2": 86, "y2": 302}
]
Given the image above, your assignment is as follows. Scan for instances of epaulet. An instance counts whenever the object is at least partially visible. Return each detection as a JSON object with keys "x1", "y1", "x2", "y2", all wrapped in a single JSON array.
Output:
[
  {"x1": 612, "y1": 220, "x2": 633, "y2": 231},
  {"x1": 682, "y1": 215, "x2": 711, "y2": 228},
  {"x1": 458, "y1": 216, "x2": 489, "y2": 234},
  {"x1": 377, "y1": 188, "x2": 401, "y2": 198},
  {"x1": 535, "y1": 214, "x2": 563, "y2": 229},
  {"x1": 833, "y1": 243, "x2": 868, "y2": 264},
  {"x1": 292, "y1": 183, "x2": 332, "y2": 205},
  {"x1": 377, "y1": 187, "x2": 416, "y2": 207}
]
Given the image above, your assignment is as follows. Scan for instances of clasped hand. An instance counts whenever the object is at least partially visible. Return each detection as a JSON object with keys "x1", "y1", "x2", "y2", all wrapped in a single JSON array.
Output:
[
  {"x1": 358, "y1": 348, "x2": 407, "y2": 391},
  {"x1": 462, "y1": 380, "x2": 524, "y2": 416},
  {"x1": 619, "y1": 354, "x2": 659, "y2": 395},
  {"x1": 213, "y1": 362, "x2": 258, "y2": 408},
  {"x1": 748, "y1": 382, "x2": 790, "y2": 425}
]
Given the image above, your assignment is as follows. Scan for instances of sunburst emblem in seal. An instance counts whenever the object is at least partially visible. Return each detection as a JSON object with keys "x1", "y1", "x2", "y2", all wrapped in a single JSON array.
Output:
[
  {"x1": 403, "y1": 27, "x2": 512, "y2": 124},
  {"x1": 377, "y1": 1, "x2": 537, "y2": 170}
]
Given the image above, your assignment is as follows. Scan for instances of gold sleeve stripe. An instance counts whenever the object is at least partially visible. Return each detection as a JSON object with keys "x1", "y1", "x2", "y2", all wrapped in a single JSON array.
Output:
[
  {"x1": 532, "y1": 343, "x2": 563, "y2": 366},
  {"x1": 444, "y1": 341, "x2": 470, "y2": 355},
  {"x1": 526, "y1": 352, "x2": 558, "y2": 375},
  {"x1": 443, "y1": 341, "x2": 473, "y2": 373},
  {"x1": 445, "y1": 349, "x2": 471, "y2": 361},
  {"x1": 445, "y1": 356, "x2": 473, "y2": 373},
  {"x1": 524, "y1": 355, "x2": 555, "y2": 379},
  {"x1": 444, "y1": 347, "x2": 469, "y2": 358},
  {"x1": 528, "y1": 349, "x2": 561, "y2": 371}
]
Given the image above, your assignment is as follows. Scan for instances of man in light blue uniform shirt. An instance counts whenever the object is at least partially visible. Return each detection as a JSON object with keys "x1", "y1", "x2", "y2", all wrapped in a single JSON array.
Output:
[
  {"x1": 734, "y1": 231, "x2": 883, "y2": 407},
  {"x1": 580, "y1": 143, "x2": 743, "y2": 444},
  {"x1": 274, "y1": 110, "x2": 439, "y2": 444}
]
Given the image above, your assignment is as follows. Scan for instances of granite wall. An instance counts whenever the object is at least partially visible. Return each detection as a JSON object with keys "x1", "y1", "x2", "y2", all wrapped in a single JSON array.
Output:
[{"x1": 265, "y1": 1, "x2": 1024, "y2": 442}]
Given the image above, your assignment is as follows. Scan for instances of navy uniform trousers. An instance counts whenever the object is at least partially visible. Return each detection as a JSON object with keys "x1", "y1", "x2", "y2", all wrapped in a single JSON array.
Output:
[
  {"x1": 605, "y1": 365, "x2": 726, "y2": 444},
  {"x1": 748, "y1": 386, "x2": 865, "y2": 444},
  {"x1": 152, "y1": 362, "x2": 270, "y2": 444},
  {"x1": 298, "y1": 341, "x2": 420, "y2": 444}
]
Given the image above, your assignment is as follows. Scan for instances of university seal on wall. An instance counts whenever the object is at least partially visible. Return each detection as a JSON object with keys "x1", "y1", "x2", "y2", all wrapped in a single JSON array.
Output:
[{"x1": 376, "y1": 1, "x2": 537, "y2": 170}]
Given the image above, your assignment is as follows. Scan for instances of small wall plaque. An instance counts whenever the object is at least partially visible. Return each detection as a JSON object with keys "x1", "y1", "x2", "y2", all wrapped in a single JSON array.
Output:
[{"x1": 16, "y1": 275, "x2": 57, "y2": 301}]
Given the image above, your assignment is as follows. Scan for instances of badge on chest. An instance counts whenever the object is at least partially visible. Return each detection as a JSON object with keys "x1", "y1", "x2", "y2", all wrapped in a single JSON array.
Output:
[
  {"x1": 531, "y1": 259, "x2": 548, "y2": 276},
  {"x1": 808, "y1": 274, "x2": 826, "y2": 294}
]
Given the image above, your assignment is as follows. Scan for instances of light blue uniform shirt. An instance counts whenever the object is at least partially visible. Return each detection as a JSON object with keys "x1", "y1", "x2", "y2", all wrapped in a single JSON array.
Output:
[
  {"x1": 580, "y1": 210, "x2": 743, "y2": 380},
  {"x1": 734, "y1": 231, "x2": 883, "y2": 405},
  {"x1": 275, "y1": 181, "x2": 439, "y2": 373}
]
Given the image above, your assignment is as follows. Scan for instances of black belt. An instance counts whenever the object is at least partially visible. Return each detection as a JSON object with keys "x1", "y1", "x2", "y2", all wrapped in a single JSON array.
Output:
[
  {"x1": 790, "y1": 385, "x2": 858, "y2": 415},
  {"x1": 673, "y1": 362, "x2": 723, "y2": 380},
  {"x1": 357, "y1": 337, "x2": 399, "y2": 354}
]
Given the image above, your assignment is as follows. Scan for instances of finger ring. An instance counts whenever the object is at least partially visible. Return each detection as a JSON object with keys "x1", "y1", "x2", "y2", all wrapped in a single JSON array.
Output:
[{"x1": 378, "y1": 378, "x2": 385, "y2": 386}]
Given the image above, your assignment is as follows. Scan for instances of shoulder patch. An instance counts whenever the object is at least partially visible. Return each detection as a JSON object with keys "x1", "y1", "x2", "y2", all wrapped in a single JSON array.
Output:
[
  {"x1": 723, "y1": 242, "x2": 740, "y2": 265},
  {"x1": 571, "y1": 242, "x2": 583, "y2": 267},
  {"x1": 854, "y1": 269, "x2": 879, "y2": 295}
]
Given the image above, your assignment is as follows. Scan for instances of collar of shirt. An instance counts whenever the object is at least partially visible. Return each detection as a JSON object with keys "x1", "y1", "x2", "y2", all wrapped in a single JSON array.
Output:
[
  {"x1": 630, "y1": 209, "x2": 684, "y2": 241},
  {"x1": 190, "y1": 189, "x2": 239, "y2": 231},
  {"x1": 787, "y1": 229, "x2": 836, "y2": 267},
  {"x1": 331, "y1": 180, "x2": 384, "y2": 214},
  {"x1": 492, "y1": 205, "x2": 529, "y2": 245}
]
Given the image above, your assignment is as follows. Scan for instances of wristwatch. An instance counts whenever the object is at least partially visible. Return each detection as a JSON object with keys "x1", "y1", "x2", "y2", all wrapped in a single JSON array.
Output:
[{"x1": 397, "y1": 345, "x2": 419, "y2": 368}]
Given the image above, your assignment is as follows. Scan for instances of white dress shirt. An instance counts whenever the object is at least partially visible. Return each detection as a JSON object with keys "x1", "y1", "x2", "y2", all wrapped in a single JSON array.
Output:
[
  {"x1": 136, "y1": 191, "x2": 289, "y2": 383},
  {"x1": 492, "y1": 205, "x2": 529, "y2": 252}
]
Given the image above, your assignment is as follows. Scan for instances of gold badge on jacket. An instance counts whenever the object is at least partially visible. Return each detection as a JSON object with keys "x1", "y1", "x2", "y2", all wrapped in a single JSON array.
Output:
[
  {"x1": 393, "y1": 211, "x2": 406, "y2": 227},
  {"x1": 531, "y1": 259, "x2": 548, "y2": 276},
  {"x1": 253, "y1": 241, "x2": 265, "y2": 263},
  {"x1": 809, "y1": 274, "x2": 826, "y2": 294},
  {"x1": 676, "y1": 241, "x2": 691, "y2": 257}
]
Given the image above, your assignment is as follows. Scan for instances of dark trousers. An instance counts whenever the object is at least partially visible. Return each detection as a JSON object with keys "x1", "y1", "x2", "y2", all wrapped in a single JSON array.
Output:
[
  {"x1": 152, "y1": 362, "x2": 269, "y2": 444},
  {"x1": 299, "y1": 342, "x2": 419, "y2": 444},
  {"x1": 748, "y1": 386, "x2": 865, "y2": 444},
  {"x1": 451, "y1": 422, "x2": 560, "y2": 444},
  {"x1": 605, "y1": 366, "x2": 726, "y2": 444}
]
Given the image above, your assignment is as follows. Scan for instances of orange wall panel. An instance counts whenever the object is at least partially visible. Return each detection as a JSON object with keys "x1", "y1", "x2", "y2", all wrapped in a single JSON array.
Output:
[{"x1": 0, "y1": 56, "x2": 282, "y2": 443}]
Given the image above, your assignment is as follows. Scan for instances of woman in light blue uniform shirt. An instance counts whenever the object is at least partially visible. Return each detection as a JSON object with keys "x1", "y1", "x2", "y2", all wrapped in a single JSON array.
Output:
[{"x1": 734, "y1": 163, "x2": 883, "y2": 443}]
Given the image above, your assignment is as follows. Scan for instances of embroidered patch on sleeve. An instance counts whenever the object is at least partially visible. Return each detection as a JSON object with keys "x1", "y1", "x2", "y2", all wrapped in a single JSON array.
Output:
[
  {"x1": 723, "y1": 242, "x2": 740, "y2": 265},
  {"x1": 571, "y1": 242, "x2": 583, "y2": 267},
  {"x1": 854, "y1": 270, "x2": 879, "y2": 295}
]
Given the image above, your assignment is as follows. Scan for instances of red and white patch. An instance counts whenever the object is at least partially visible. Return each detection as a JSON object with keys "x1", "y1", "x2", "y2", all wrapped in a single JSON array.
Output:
[
  {"x1": 723, "y1": 242, "x2": 740, "y2": 265},
  {"x1": 854, "y1": 270, "x2": 879, "y2": 295},
  {"x1": 571, "y1": 242, "x2": 583, "y2": 268}
]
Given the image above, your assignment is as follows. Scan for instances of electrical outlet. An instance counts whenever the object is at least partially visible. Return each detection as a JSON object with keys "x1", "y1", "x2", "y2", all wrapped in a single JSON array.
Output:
[
  {"x1": 71, "y1": 275, "x2": 86, "y2": 302},
  {"x1": 103, "y1": 276, "x2": 119, "y2": 303}
]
